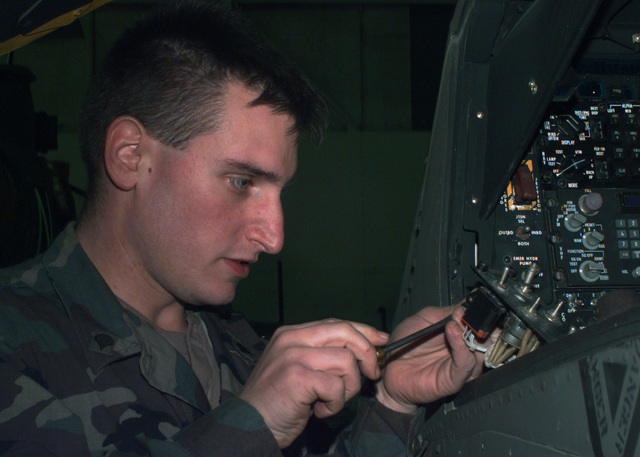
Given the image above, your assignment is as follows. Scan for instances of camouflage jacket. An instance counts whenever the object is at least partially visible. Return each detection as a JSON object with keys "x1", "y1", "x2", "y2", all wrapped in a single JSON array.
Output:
[{"x1": 0, "y1": 224, "x2": 412, "y2": 456}]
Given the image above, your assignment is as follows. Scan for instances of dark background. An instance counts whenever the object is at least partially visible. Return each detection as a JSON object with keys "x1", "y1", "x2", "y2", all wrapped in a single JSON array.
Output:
[{"x1": 0, "y1": 0, "x2": 455, "y2": 330}]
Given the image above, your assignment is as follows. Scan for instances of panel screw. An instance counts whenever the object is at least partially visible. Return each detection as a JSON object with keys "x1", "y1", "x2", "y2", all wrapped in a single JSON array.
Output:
[{"x1": 529, "y1": 79, "x2": 538, "y2": 94}]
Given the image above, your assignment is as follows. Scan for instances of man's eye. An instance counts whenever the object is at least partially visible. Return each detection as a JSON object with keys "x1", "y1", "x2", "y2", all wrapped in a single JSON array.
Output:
[{"x1": 230, "y1": 177, "x2": 251, "y2": 190}]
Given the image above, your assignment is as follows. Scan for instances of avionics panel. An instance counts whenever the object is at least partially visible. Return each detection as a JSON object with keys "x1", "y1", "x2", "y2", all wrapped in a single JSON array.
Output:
[
  {"x1": 487, "y1": 72, "x2": 640, "y2": 336},
  {"x1": 402, "y1": 1, "x2": 640, "y2": 456},
  {"x1": 395, "y1": 0, "x2": 640, "y2": 357}
]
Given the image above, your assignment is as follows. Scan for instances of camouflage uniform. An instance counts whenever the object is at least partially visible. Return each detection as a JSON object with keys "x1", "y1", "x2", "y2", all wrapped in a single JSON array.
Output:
[{"x1": 0, "y1": 224, "x2": 412, "y2": 456}]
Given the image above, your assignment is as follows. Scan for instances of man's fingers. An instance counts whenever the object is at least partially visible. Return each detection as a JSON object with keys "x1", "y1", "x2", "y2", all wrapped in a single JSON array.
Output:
[
  {"x1": 241, "y1": 318, "x2": 389, "y2": 447},
  {"x1": 276, "y1": 320, "x2": 388, "y2": 348},
  {"x1": 309, "y1": 370, "x2": 348, "y2": 418},
  {"x1": 444, "y1": 320, "x2": 478, "y2": 381},
  {"x1": 398, "y1": 305, "x2": 458, "y2": 340},
  {"x1": 270, "y1": 320, "x2": 386, "y2": 379},
  {"x1": 287, "y1": 346, "x2": 362, "y2": 400}
]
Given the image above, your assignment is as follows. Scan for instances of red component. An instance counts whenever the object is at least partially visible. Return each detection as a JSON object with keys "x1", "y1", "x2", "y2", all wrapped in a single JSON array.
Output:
[{"x1": 513, "y1": 165, "x2": 537, "y2": 203}]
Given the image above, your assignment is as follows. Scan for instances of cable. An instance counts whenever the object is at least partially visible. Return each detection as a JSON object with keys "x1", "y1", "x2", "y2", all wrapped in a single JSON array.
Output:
[
  {"x1": 45, "y1": 190, "x2": 53, "y2": 245},
  {"x1": 34, "y1": 188, "x2": 44, "y2": 253}
]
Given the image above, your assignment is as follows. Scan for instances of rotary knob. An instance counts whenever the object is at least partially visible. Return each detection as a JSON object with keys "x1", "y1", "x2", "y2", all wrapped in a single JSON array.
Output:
[
  {"x1": 578, "y1": 192, "x2": 603, "y2": 215},
  {"x1": 564, "y1": 212, "x2": 587, "y2": 232},
  {"x1": 582, "y1": 230, "x2": 604, "y2": 250},
  {"x1": 579, "y1": 261, "x2": 605, "y2": 282}
]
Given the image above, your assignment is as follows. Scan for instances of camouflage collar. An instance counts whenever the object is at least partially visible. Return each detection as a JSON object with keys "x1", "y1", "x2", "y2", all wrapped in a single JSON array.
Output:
[
  {"x1": 42, "y1": 223, "x2": 136, "y2": 341},
  {"x1": 40, "y1": 223, "x2": 207, "y2": 410}
]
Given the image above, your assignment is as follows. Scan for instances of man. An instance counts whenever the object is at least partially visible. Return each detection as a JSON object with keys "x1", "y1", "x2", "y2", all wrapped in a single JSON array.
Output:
[{"x1": 0, "y1": 1, "x2": 482, "y2": 455}]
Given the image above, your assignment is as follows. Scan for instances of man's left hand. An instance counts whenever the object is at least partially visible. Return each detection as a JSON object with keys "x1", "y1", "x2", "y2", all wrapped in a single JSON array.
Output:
[{"x1": 375, "y1": 305, "x2": 484, "y2": 415}]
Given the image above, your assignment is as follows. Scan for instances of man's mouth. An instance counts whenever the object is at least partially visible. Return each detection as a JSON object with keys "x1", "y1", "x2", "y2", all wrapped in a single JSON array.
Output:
[{"x1": 225, "y1": 258, "x2": 251, "y2": 278}]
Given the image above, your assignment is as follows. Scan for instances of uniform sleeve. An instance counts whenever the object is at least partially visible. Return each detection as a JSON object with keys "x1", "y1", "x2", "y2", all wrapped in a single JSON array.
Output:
[
  {"x1": 326, "y1": 396, "x2": 415, "y2": 457},
  {"x1": 0, "y1": 354, "x2": 97, "y2": 457},
  {"x1": 0, "y1": 352, "x2": 281, "y2": 457},
  {"x1": 159, "y1": 397, "x2": 281, "y2": 457},
  {"x1": 1, "y1": 341, "x2": 417, "y2": 457},
  {"x1": 169, "y1": 394, "x2": 415, "y2": 457}
]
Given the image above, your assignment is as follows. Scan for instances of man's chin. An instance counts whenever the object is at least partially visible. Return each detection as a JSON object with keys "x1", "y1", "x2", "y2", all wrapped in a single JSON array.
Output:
[{"x1": 192, "y1": 287, "x2": 237, "y2": 307}]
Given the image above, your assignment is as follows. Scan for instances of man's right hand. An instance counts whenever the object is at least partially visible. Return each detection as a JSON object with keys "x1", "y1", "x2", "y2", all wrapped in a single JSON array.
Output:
[{"x1": 239, "y1": 319, "x2": 389, "y2": 448}]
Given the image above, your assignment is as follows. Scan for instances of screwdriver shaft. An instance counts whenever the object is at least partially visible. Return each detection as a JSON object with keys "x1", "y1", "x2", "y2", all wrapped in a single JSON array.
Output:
[{"x1": 376, "y1": 315, "x2": 452, "y2": 365}]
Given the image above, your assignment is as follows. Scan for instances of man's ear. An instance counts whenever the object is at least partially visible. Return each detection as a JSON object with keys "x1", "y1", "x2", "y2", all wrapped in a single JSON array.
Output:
[{"x1": 104, "y1": 116, "x2": 146, "y2": 191}]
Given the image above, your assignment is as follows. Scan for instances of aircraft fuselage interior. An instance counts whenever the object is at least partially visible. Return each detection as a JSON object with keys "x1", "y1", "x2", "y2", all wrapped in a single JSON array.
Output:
[{"x1": 395, "y1": 1, "x2": 640, "y2": 455}]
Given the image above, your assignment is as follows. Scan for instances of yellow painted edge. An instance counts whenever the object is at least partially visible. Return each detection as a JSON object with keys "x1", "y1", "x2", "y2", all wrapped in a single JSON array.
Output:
[{"x1": 0, "y1": 0, "x2": 113, "y2": 56}]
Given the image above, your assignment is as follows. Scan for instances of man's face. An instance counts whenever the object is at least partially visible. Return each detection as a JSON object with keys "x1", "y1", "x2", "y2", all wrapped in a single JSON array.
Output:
[{"x1": 129, "y1": 82, "x2": 298, "y2": 306}]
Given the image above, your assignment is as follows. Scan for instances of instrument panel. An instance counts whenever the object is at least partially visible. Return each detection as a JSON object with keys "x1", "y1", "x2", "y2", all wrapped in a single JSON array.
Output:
[{"x1": 485, "y1": 74, "x2": 640, "y2": 342}]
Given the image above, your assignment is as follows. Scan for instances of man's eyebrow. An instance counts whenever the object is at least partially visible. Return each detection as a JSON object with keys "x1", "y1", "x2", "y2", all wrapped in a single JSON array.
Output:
[{"x1": 222, "y1": 159, "x2": 296, "y2": 185}]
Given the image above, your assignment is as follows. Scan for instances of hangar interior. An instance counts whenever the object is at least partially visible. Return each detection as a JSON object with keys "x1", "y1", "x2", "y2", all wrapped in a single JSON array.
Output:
[
  {"x1": 4, "y1": 0, "x2": 640, "y2": 455},
  {"x1": 0, "y1": 0, "x2": 455, "y2": 330}
]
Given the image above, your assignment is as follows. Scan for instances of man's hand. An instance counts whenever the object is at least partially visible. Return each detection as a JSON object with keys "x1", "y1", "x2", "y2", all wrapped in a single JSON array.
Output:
[
  {"x1": 239, "y1": 319, "x2": 389, "y2": 448},
  {"x1": 376, "y1": 305, "x2": 484, "y2": 415}
]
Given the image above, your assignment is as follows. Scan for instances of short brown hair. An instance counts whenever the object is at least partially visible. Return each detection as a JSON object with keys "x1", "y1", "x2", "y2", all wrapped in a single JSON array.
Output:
[{"x1": 79, "y1": 0, "x2": 328, "y2": 209}]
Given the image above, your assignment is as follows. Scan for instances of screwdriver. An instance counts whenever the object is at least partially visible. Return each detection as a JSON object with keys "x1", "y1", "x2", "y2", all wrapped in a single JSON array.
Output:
[{"x1": 376, "y1": 315, "x2": 453, "y2": 366}]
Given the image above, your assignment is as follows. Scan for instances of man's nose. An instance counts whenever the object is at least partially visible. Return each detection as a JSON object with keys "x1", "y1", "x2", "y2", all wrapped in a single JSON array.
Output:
[{"x1": 248, "y1": 196, "x2": 285, "y2": 254}]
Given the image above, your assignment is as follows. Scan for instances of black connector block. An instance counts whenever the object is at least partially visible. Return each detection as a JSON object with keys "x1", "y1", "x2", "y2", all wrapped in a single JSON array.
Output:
[{"x1": 462, "y1": 286, "x2": 506, "y2": 338}]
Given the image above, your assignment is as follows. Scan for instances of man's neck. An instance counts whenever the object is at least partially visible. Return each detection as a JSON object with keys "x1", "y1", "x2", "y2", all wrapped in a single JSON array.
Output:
[{"x1": 76, "y1": 215, "x2": 188, "y2": 333}]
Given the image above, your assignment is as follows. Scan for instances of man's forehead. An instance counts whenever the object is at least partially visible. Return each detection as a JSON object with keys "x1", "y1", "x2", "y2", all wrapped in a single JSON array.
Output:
[{"x1": 223, "y1": 81, "x2": 265, "y2": 112}]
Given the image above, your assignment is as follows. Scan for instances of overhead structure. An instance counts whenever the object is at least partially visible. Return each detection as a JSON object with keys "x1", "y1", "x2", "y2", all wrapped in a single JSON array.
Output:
[{"x1": 0, "y1": 0, "x2": 112, "y2": 56}]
